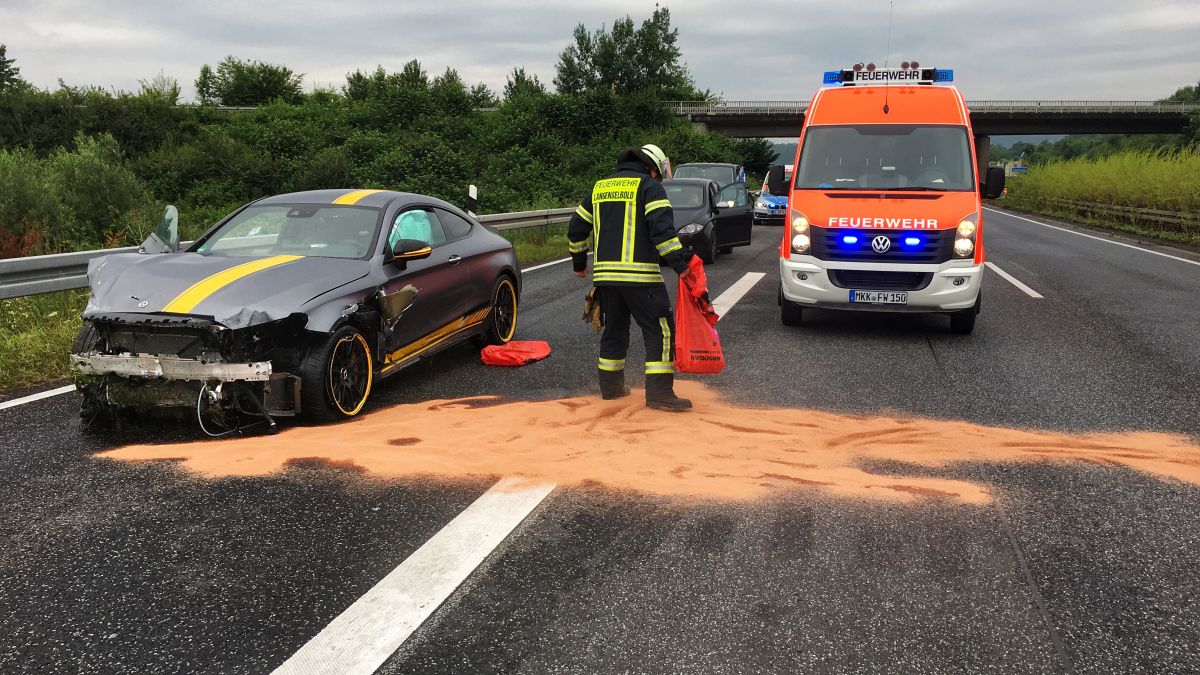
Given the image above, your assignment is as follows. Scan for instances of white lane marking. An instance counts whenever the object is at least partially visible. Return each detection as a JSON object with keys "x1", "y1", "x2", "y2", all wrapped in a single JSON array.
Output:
[
  {"x1": 521, "y1": 257, "x2": 570, "y2": 273},
  {"x1": 985, "y1": 262, "x2": 1044, "y2": 299},
  {"x1": 984, "y1": 207, "x2": 1200, "y2": 268},
  {"x1": 272, "y1": 477, "x2": 555, "y2": 675},
  {"x1": 711, "y1": 272, "x2": 766, "y2": 320},
  {"x1": 0, "y1": 384, "x2": 76, "y2": 412}
]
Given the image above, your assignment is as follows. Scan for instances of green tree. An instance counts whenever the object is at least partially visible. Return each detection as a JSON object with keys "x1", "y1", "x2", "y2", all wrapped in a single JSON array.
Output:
[
  {"x1": 503, "y1": 67, "x2": 546, "y2": 100},
  {"x1": 138, "y1": 71, "x2": 181, "y2": 105},
  {"x1": 733, "y1": 138, "x2": 778, "y2": 176},
  {"x1": 0, "y1": 44, "x2": 29, "y2": 94},
  {"x1": 202, "y1": 56, "x2": 304, "y2": 106},
  {"x1": 469, "y1": 82, "x2": 498, "y2": 108},
  {"x1": 195, "y1": 64, "x2": 216, "y2": 105},
  {"x1": 430, "y1": 67, "x2": 471, "y2": 115},
  {"x1": 553, "y1": 6, "x2": 698, "y2": 98}
]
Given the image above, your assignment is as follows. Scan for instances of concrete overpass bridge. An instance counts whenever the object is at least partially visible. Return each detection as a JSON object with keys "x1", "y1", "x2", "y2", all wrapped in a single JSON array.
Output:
[{"x1": 669, "y1": 100, "x2": 1200, "y2": 168}]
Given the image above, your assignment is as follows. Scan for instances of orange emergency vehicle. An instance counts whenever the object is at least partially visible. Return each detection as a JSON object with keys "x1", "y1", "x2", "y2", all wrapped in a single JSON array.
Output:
[{"x1": 770, "y1": 65, "x2": 1005, "y2": 334}]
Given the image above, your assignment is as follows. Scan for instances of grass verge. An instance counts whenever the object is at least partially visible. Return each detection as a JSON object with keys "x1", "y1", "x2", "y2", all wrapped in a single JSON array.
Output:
[
  {"x1": 501, "y1": 223, "x2": 570, "y2": 267},
  {"x1": 0, "y1": 290, "x2": 87, "y2": 393}
]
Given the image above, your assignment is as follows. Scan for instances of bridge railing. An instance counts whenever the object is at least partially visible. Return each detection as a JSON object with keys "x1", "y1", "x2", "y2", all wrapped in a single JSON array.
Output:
[
  {"x1": 0, "y1": 207, "x2": 574, "y2": 300},
  {"x1": 665, "y1": 100, "x2": 1200, "y2": 115}
]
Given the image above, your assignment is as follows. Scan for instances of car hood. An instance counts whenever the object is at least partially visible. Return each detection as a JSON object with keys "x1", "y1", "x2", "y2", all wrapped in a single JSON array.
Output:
[
  {"x1": 671, "y1": 206, "x2": 711, "y2": 229},
  {"x1": 83, "y1": 252, "x2": 371, "y2": 328},
  {"x1": 759, "y1": 193, "x2": 788, "y2": 206}
]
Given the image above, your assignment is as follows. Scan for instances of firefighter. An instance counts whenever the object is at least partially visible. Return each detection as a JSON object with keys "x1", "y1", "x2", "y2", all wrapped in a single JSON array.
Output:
[{"x1": 567, "y1": 143, "x2": 703, "y2": 412}]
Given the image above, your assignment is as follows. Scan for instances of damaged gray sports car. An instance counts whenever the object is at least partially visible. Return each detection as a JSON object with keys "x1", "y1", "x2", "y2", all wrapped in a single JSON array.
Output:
[{"x1": 71, "y1": 189, "x2": 520, "y2": 434}]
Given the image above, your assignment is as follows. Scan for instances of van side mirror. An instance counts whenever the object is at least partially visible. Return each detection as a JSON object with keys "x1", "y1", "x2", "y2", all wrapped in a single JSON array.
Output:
[
  {"x1": 982, "y1": 166, "x2": 1006, "y2": 200},
  {"x1": 390, "y1": 238, "x2": 433, "y2": 264},
  {"x1": 765, "y1": 164, "x2": 786, "y2": 196}
]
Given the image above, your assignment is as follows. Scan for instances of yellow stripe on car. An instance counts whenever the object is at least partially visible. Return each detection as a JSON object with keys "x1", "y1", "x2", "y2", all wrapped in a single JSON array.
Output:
[
  {"x1": 333, "y1": 189, "x2": 384, "y2": 205},
  {"x1": 162, "y1": 255, "x2": 303, "y2": 314}
]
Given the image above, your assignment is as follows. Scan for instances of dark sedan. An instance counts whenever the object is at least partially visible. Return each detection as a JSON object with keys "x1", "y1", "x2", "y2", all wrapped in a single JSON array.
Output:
[
  {"x1": 662, "y1": 178, "x2": 753, "y2": 264},
  {"x1": 71, "y1": 189, "x2": 521, "y2": 433}
]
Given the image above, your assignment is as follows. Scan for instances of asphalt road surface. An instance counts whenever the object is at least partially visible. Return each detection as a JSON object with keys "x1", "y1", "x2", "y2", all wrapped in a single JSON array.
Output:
[{"x1": 2, "y1": 207, "x2": 1199, "y2": 674}]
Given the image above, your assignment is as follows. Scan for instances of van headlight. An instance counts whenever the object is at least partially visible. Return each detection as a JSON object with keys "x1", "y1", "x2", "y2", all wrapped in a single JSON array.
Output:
[
  {"x1": 792, "y1": 215, "x2": 809, "y2": 233},
  {"x1": 792, "y1": 234, "x2": 811, "y2": 253},
  {"x1": 954, "y1": 213, "x2": 978, "y2": 258}
]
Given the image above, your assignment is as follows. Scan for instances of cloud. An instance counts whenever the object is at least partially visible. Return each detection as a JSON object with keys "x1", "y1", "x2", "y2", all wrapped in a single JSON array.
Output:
[{"x1": 1, "y1": 0, "x2": 1197, "y2": 101}]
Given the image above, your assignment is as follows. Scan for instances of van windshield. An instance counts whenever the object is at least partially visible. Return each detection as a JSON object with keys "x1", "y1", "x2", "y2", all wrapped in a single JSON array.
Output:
[{"x1": 794, "y1": 125, "x2": 975, "y2": 191}]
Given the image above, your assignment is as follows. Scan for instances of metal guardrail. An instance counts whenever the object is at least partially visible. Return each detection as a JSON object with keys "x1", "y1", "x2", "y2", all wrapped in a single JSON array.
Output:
[
  {"x1": 0, "y1": 207, "x2": 575, "y2": 300},
  {"x1": 664, "y1": 100, "x2": 1200, "y2": 116},
  {"x1": 1046, "y1": 199, "x2": 1199, "y2": 233}
]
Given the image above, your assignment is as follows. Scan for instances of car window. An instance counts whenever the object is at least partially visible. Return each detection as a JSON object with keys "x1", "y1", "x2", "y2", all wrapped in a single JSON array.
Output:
[
  {"x1": 433, "y1": 208, "x2": 473, "y2": 241},
  {"x1": 388, "y1": 208, "x2": 447, "y2": 250},
  {"x1": 197, "y1": 204, "x2": 378, "y2": 259},
  {"x1": 717, "y1": 184, "x2": 746, "y2": 206},
  {"x1": 663, "y1": 183, "x2": 705, "y2": 208}
]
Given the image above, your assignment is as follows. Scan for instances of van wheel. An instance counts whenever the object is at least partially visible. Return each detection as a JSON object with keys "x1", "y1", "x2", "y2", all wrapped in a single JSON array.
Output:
[
  {"x1": 781, "y1": 295, "x2": 804, "y2": 326},
  {"x1": 949, "y1": 294, "x2": 981, "y2": 335},
  {"x1": 300, "y1": 325, "x2": 374, "y2": 421}
]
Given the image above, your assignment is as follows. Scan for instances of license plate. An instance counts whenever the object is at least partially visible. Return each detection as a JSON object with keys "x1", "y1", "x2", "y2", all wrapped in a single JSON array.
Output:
[{"x1": 849, "y1": 290, "x2": 908, "y2": 304}]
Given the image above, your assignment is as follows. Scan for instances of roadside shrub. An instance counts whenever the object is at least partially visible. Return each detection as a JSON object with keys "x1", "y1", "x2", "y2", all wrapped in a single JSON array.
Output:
[{"x1": 45, "y1": 133, "x2": 150, "y2": 250}]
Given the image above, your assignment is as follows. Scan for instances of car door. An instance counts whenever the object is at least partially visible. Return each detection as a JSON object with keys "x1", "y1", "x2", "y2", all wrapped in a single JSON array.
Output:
[
  {"x1": 378, "y1": 207, "x2": 468, "y2": 360},
  {"x1": 431, "y1": 207, "x2": 490, "y2": 316},
  {"x1": 715, "y1": 183, "x2": 753, "y2": 247}
]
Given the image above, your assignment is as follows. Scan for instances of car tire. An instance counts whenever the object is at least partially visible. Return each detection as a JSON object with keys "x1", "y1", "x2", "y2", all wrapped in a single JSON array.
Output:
[
  {"x1": 72, "y1": 323, "x2": 117, "y2": 428},
  {"x1": 700, "y1": 236, "x2": 717, "y2": 265},
  {"x1": 478, "y1": 275, "x2": 519, "y2": 346},
  {"x1": 780, "y1": 289, "x2": 804, "y2": 326},
  {"x1": 949, "y1": 293, "x2": 981, "y2": 335},
  {"x1": 719, "y1": 246, "x2": 733, "y2": 255},
  {"x1": 299, "y1": 325, "x2": 374, "y2": 422}
]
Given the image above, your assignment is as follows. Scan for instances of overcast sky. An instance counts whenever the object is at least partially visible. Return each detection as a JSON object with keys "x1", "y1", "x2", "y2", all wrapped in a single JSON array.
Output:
[{"x1": 2, "y1": 0, "x2": 1198, "y2": 102}]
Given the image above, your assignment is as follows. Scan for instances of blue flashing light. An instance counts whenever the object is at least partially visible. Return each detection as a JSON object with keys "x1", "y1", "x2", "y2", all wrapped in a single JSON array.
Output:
[
  {"x1": 903, "y1": 236, "x2": 922, "y2": 247},
  {"x1": 842, "y1": 235, "x2": 859, "y2": 245},
  {"x1": 823, "y1": 71, "x2": 844, "y2": 85},
  {"x1": 933, "y1": 69, "x2": 954, "y2": 83}
]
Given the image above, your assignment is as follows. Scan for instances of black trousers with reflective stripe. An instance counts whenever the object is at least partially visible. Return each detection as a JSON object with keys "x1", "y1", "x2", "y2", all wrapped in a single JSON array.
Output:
[{"x1": 597, "y1": 284, "x2": 674, "y2": 373}]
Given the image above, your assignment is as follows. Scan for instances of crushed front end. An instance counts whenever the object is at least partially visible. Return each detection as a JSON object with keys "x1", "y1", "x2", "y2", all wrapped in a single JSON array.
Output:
[{"x1": 71, "y1": 312, "x2": 308, "y2": 434}]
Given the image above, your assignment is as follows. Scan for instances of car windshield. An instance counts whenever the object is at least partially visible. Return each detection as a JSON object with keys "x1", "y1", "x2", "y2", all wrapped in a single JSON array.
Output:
[
  {"x1": 674, "y1": 165, "x2": 736, "y2": 186},
  {"x1": 794, "y1": 125, "x2": 975, "y2": 191},
  {"x1": 195, "y1": 204, "x2": 381, "y2": 259},
  {"x1": 663, "y1": 183, "x2": 706, "y2": 209}
]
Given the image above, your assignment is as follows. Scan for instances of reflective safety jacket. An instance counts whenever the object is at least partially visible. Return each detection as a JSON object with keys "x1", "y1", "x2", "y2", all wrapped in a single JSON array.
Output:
[{"x1": 568, "y1": 162, "x2": 689, "y2": 286}]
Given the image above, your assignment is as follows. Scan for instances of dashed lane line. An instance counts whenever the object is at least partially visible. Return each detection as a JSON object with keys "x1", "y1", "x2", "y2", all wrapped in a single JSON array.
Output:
[
  {"x1": 985, "y1": 262, "x2": 1044, "y2": 299},
  {"x1": 271, "y1": 477, "x2": 556, "y2": 675},
  {"x1": 984, "y1": 207, "x2": 1200, "y2": 268},
  {"x1": 0, "y1": 384, "x2": 76, "y2": 412},
  {"x1": 271, "y1": 271, "x2": 760, "y2": 673},
  {"x1": 712, "y1": 272, "x2": 766, "y2": 319}
]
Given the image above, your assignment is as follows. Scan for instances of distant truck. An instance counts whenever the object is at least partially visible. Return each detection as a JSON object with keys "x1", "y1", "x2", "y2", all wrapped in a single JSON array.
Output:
[{"x1": 769, "y1": 64, "x2": 1005, "y2": 334}]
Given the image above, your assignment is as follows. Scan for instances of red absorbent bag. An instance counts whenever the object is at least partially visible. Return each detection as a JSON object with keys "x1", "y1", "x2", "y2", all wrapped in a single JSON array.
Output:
[
  {"x1": 481, "y1": 340, "x2": 552, "y2": 367},
  {"x1": 675, "y1": 260, "x2": 724, "y2": 374}
]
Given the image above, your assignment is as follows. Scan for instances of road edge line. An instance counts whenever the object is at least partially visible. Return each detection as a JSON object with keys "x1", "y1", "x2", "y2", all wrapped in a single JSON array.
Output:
[
  {"x1": 984, "y1": 207, "x2": 1200, "y2": 268},
  {"x1": 0, "y1": 384, "x2": 77, "y2": 412},
  {"x1": 985, "y1": 262, "x2": 1044, "y2": 299},
  {"x1": 270, "y1": 477, "x2": 555, "y2": 675}
]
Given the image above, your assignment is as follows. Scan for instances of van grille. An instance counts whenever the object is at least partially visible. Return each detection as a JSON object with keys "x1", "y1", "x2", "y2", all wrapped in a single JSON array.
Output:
[
  {"x1": 811, "y1": 228, "x2": 955, "y2": 264},
  {"x1": 829, "y1": 270, "x2": 932, "y2": 291}
]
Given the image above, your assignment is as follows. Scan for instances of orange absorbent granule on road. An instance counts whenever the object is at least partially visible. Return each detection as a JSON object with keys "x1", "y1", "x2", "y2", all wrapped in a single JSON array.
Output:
[{"x1": 101, "y1": 381, "x2": 1200, "y2": 503}]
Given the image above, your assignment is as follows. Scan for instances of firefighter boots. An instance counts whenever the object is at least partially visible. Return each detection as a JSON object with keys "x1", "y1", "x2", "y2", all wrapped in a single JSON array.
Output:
[
  {"x1": 598, "y1": 368, "x2": 631, "y2": 400},
  {"x1": 645, "y1": 373, "x2": 692, "y2": 412}
]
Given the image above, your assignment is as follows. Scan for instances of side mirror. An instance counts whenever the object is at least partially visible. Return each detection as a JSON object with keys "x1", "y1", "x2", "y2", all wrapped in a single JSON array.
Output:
[
  {"x1": 140, "y1": 205, "x2": 179, "y2": 253},
  {"x1": 765, "y1": 164, "x2": 786, "y2": 196},
  {"x1": 982, "y1": 166, "x2": 1006, "y2": 200},
  {"x1": 715, "y1": 200, "x2": 733, "y2": 209},
  {"x1": 391, "y1": 238, "x2": 433, "y2": 264}
]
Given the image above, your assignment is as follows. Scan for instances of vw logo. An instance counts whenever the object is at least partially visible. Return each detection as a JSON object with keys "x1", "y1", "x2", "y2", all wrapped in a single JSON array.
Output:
[
  {"x1": 137, "y1": 300, "x2": 149, "y2": 308},
  {"x1": 871, "y1": 235, "x2": 892, "y2": 254}
]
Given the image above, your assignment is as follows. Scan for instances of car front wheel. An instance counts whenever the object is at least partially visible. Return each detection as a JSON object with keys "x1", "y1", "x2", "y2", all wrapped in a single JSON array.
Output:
[
  {"x1": 300, "y1": 325, "x2": 374, "y2": 421},
  {"x1": 479, "y1": 276, "x2": 519, "y2": 346}
]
